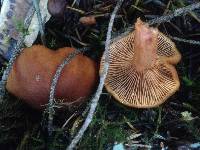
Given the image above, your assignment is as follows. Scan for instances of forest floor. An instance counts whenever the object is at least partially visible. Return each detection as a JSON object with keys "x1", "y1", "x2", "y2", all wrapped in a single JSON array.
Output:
[{"x1": 0, "y1": 0, "x2": 200, "y2": 150}]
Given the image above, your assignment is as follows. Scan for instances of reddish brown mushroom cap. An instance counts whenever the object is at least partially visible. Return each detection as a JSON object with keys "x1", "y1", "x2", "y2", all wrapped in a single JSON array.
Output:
[
  {"x1": 100, "y1": 18, "x2": 181, "y2": 108},
  {"x1": 6, "y1": 45, "x2": 98, "y2": 109},
  {"x1": 157, "y1": 32, "x2": 181, "y2": 64}
]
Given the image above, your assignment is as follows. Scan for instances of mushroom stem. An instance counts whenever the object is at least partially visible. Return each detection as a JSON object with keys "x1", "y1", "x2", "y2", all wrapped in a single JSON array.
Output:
[{"x1": 133, "y1": 18, "x2": 158, "y2": 72}]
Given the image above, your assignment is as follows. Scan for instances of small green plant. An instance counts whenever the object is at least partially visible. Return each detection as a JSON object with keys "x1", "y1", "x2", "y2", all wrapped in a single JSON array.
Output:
[
  {"x1": 49, "y1": 38, "x2": 56, "y2": 49},
  {"x1": 181, "y1": 111, "x2": 200, "y2": 140},
  {"x1": 13, "y1": 18, "x2": 29, "y2": 37},
  {"x1": 182, "y1": 76, "x2": 194, "y2": 87}
]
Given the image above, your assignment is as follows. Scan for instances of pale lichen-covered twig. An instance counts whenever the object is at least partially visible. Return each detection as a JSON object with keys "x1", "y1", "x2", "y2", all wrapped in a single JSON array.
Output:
[
  {"x1": 47, "y1": 48, "x2": 88, "y2": 136},
  {"x1": 0, "y1": 7, "x2": 35, "y2": 102},
  {"x1": 32, "y1": 0, "x2": 46, "y2": 45},
  {"x1": 113, "y1": 2, "x2": 200, "y2": 42},
  {"x1": 126, "y1": 143, "x2": 152, "y2": 149},
  {"x1": 24, "y1": 0, "x2": 50, "y2": 47},
  {"x1": 0, "y1": 36, "x2": 23, "y2": 101},
  {"x1": 66, "y1": 0, "x2": 124, "y2": 149},
  {"x1": 169, "y1": 36, "x2": 200, "y2": 45},
  {"x1": 148, "y1": 2, "x2": 200, "y2": 25}
]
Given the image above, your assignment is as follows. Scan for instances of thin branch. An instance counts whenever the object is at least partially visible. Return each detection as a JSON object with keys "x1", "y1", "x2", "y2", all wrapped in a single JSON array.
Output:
[
  {"x1": 112, "y1": 2, "x2": 200, "y2": 42},
  {"x1": 0, "y1": 7, "x2": 35, "y2": 102},
  {"x1": 66, "y1": 0, "x2": 124, "y2": 149},
  {"x1": 169, "y1": 36, "x2": 200, "y2": 45},
  {"x1": 126, "y1": 143, "x2": 152, "y2": 149},
  {"x1": 32, "y1": 0, "x2": 46, "y2": 45},
  {"x1": 47, "y1": 48, "x2": 88, "y2": 136},
  {"x1": 148, "y1": 2, "x2": 200, "y2": 25}
]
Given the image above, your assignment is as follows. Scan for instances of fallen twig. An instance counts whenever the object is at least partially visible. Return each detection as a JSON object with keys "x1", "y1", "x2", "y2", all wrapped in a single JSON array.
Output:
[
  {"x1": 47, "y1": 47, "x2": 88, "y2": 136},
  {"x1": 148, "y1": 2, "x2": 200, "y2": 25},
  {"x1": 32, "y1": 0, "x2": 46, "y2": 45},
  {"x1": 169, "y1": 36, "x2": 200, "y2": 45},
  {"x1": 125, "y1": 143, "x2": 152, "y2": 149},
  {"x1": 66, "y1": 0, "x2": 124, "y2": 149},
  {"x1": 113, "y1": 2, "x2": 200, "y2": 42}
]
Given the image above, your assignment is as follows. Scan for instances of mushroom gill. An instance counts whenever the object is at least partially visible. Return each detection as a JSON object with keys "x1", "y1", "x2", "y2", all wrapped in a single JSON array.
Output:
[{"x1": 100, "y1": 18, "x2": 181, "y2": 108}]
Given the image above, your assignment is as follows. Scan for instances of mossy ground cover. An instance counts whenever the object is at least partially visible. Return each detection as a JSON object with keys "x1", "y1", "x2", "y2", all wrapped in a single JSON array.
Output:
[{"x1": 0, "y1": 0, "x2": 200, "y2": 149}]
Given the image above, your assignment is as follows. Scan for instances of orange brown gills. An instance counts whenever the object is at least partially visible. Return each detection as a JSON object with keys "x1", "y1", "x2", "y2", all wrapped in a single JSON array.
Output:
[{"x1": 100, "y1": 18, "x2": 181, "y2": 108}]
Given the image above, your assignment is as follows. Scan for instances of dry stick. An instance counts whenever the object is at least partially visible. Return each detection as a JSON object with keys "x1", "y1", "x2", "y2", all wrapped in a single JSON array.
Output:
[
  {"x1": 112, "y1": 2, "x2": 200, "y2": 42},
  {"x1": 32, "y1": 0, "x2": 46, "y2": 45},
  {"x1": 128, "y1": 144, "x2": 152, "y2": 149},
  {"x1": 148, "y1": 2, "x2": 200, "y2": 25},
  {"x1": 169, "y1": 36, "x2": 200, "y2": 45},
  {"x1": 48, "y1": 48, "x2": 88, "y2": 136},
  {"x1": 66, "y1": 0, "x2": 124, "y2": 149},
  {"x1": 0, "y1": 7, "x2": 35, "y2": 102}
]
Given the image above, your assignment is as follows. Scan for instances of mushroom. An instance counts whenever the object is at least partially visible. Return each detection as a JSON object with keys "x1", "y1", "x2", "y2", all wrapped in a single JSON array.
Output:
[
  {"x1": 47, "y1": 0, "x2": 67, "y2": 17},
  {"x1": 100, "y1": 18, "x2": 181, "y2": 108},
  {"x1": 6, "y1": 45, "x2": 98, "y2": 109}
]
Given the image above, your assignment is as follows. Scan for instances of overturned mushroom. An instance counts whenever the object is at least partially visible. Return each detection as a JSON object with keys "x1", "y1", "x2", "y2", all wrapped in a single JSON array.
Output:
[
  {"x1": 100, "y1": 18, "x2": 181, "y2": 108},
  {"x1": 6, "y1": 45, "x2": 98, "y2": 109}
]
